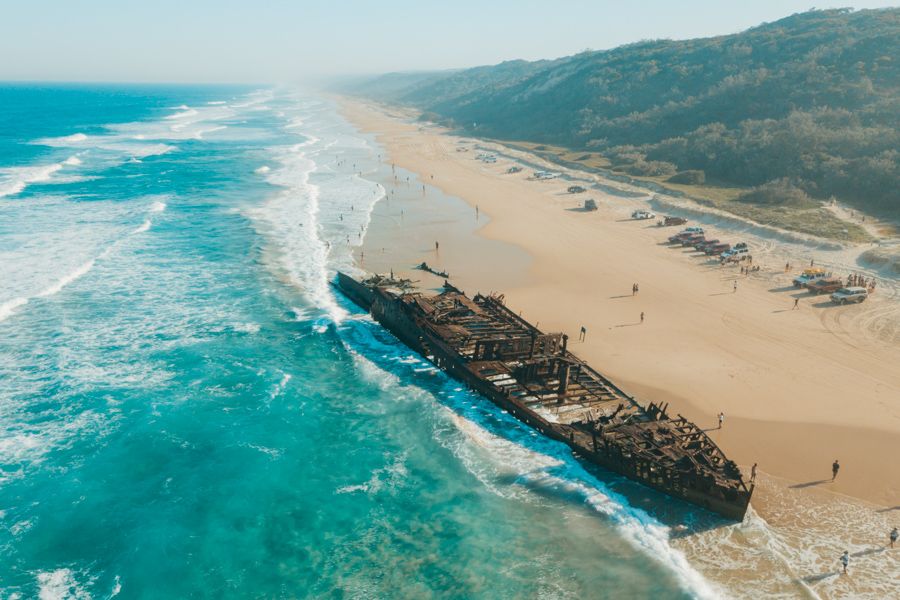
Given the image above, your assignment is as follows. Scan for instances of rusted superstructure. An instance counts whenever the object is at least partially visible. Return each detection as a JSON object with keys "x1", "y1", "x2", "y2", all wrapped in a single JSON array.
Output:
[{"x1": 337, "y1": 272, "x2": 753, "y2": 520}]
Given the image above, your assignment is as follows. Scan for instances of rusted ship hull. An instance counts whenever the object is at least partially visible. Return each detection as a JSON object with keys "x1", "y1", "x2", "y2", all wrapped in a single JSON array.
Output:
[{"x1": 336, "y1": 272, "x2": 752, "y2": 521}]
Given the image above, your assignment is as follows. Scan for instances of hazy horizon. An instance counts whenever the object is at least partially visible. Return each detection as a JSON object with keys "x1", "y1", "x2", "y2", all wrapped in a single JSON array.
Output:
[{"x1": 1, "y1": 1, "x2": 898, "y2": 84}]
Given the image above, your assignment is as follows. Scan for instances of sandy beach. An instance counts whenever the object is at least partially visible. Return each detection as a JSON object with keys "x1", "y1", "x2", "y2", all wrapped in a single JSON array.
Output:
[
  {"x1": 338, "y1": 97, "x2": 900, "y2": 595},
  {"x1": 339, "y1": 98, "x2": 900, "y2": 506}
]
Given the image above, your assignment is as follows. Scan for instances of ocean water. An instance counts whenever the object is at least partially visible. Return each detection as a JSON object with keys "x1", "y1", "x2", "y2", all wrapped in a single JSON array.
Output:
[{"x1": 0, "y1": 84, "x2": 726, "y2": 598}]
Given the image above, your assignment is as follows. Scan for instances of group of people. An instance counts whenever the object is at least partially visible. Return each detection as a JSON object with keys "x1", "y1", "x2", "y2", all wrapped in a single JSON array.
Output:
[
  {"x1": 839, "y1": 526, "x2": 898, "y2": 574},
  {"x1": 743, "y1": 456, "x2": 899, "y2": 575},
  {"x1": 740, "y1": 265, "x2": 760, "y2": 274},
  {"x1": 631, "y1": 283, "x2": 639, "y2": 295},
  {"x1": 847, "y1": 273, "x2": 877, "y2": 291}
]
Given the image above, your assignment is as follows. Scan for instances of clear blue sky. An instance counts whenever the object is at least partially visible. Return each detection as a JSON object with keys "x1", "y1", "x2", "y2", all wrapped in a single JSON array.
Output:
[{"x1": 2, "y1": 0, "x2": 897, "y2": 83}]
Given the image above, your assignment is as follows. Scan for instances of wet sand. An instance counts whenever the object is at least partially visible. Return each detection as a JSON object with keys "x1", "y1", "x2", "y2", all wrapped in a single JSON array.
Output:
[{"x1": 339, "y1": 97, "x2": 900, "y2": 597}]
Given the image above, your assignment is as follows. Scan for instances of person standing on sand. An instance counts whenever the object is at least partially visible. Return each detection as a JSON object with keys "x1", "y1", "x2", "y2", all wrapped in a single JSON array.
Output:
[
  {"x1": 750, "y1": 463, "x2": 758, "y2": 483},
  {"x1": 435, "y1": 241, "x2": 439, "y2": 252},
  {"x1": 718, "y1": 412, "x2": 725, "y2": 429},
  {"x1": 890, "y1": 527, "x2": 898, "y2": 548},
  {"x1": 733, "y1": 281, "x2": 738, "y2": 293},
  {"x1": 839, "y1": 551, "x2": 849, "y2": 574},
  {"x1": 579, "y1": 326, "x2": 586, "y2": 342},
  {"x1": 793, "y1": 298, "x2": 800, "y2": 310},
  {"x1": 832, "y1": 459, "x2": 840, "y2": 481},
  {"x1": 640, "y1": 311, "x2": 644, "y2": 324}
]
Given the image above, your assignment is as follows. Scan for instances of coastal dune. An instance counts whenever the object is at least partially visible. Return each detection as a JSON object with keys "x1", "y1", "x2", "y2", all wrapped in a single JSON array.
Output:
[{"x1": 340, "y1": 98, "x2": 900, "y2": 514}]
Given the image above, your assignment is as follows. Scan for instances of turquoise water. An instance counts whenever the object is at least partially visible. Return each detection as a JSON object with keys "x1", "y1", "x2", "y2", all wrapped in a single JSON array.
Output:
[{"x1": 0, "y1": 84, "x2": 711, "y2": 598}]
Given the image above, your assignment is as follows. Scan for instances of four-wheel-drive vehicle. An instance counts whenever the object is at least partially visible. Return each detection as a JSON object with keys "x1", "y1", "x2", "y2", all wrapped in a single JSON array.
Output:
[
  {"x1": 695, "y1": 238, "x2": 719, "y2": 251},
  {"x1": 830, "y1": 287, "x2": 868, "y2": 305},
  {"x1": 660, "y1": 216, "x2": 687, "y2": 226},
  {"x1": 667, "y1": 228, "x2": 703, "y2": 243},
  {"x1": 681, "y1": 234, "x2": 705, "y2": 247},
  {"x1": 806, "y1": 278, "x2": 844, "y2": 295},
  {"x1": 721, "y1": 247, "x2": 750, "y2": 261},
  {"x1": 705, "y1": 243, "x2": 731, "y2": 255},
  {"x1": 568, "y1": 185, "x2": 587, "y2": 193},
  {"x1": 506, "y1": 166, "x2": 522, "y2": 174},
  {"x1": 792, "y1": 268, "x2": 828, "y2": 288},
  {"x1": 632, "y1": 210, "x2": 655, "y2": 220}
]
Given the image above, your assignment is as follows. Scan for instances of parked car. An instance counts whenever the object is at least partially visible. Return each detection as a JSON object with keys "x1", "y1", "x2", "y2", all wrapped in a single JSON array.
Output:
[
  {"x1": 506, "y1": 166, "x2": 522, "y2": 174},
  {"x1": 806, "y1": 278, "x2": 844, "y2": 295},
  {"x1": 681, "y1": 234, "x2": 705, "y2": 247},
  {"x1": 830, "y1": 286, "x2": 868, "y2": 305},
  {"x1": 568, "y1": 185, "x2": 587, "y2": 193},
  {"x1": 695, "y1": 238, "x2": 719, "y2": 251},
  {"x1": 632, "y1": 210, "x2": 655, "y2": 220},
  {"x1": 706, "y1": 243, "x2": 731, "y2": 255},
  {"x1": 660, "y1": 216, "x2": 687, "y2": 226},
  {"x1": 721, "y1": 246, "x2": 749, "y2": 261},
  {"x1": 667, "y1": 228, "x2": 703, "y2": 243},
  {"x1": 793, "y1": 268, "x2": 829, "y2": 288}
]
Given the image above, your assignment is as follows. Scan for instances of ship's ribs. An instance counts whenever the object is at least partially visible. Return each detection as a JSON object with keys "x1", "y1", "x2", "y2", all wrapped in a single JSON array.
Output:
[{"x1": 336, "y1": 272, "x2": 753, "y2": 520}]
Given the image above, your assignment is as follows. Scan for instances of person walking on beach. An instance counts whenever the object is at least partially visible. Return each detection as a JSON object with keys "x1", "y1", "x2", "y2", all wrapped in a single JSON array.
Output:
[
  {"x1": 640, "y1": 311, "x2": 644, "y2": 324},
  {"x1": 839, "y1": 551, "x2": 849, "y2": 574},
  {"x1": 832, "y1": 459, "x2": 840, "y2": 481},
  {"x1": 793, "y1": 298, "x2": 800, "y2": 310},
  {"x1": 632, "y1": 283, "x2": 637, "y2": 296},
  {"x1": 890, "y1": 527, "x2": 898, "y2": 549},
  {"x1": 718, "y1": 412, "x2": 725, "y2": 429},
  {"x1": 750, "y1": 463, "x2": 758, "y2": 484},
  {"x1": 579, "y1": 326, "x2": 586, "y2": 342},
  {"x1": 435, "y1": 241, "x2": 439, "y2": 252},
  {"x1": 733, "y1": 280, "x2": 738, "y2": 293}
]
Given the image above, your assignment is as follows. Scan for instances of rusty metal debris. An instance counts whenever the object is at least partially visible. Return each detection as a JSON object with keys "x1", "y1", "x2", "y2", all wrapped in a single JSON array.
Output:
[{"x1": 337, "y1": 272, "x2": 752, "y2": 520}]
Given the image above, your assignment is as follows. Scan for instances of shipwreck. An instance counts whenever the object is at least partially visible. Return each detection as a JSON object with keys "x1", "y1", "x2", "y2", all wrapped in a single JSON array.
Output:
[{"x1": 336, "y1": 272, "x2": 753, "y2": 520}]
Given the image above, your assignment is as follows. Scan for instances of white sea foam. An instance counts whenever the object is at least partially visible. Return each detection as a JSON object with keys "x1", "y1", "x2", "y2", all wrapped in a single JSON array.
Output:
[
  {"x1": 34, "y1": 133, "x2": 89, "y2": 146},
  {"x1": 36, "y1": 569, "x2": 91, "y2": 600},
  {"x1": 0, "y1": 255, "x2": 98, "y2": 323},
  {"x1": 149, "y1": 200, "x2": 167, "y2": 213},
  {"x1": 166, "y1": 107, "x2": 199, "y2": 120},
  {"x1": 63, "y1": 155, "x2": 82, "y2": 166},
  {"x1": 0, "y1": 163, "x2": 65, "y2": 198},
  {"x1": 232, "y1": 322, "x2": 260, "y2": 334},
  {"x1": 254, "y1": 165, "x2": 271, "y2": 174}
]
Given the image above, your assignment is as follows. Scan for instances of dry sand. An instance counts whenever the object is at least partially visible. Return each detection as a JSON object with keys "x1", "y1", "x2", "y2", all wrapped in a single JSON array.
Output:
[{"x1": 337, "y1": 99, "x2": 900, "y2": 515}]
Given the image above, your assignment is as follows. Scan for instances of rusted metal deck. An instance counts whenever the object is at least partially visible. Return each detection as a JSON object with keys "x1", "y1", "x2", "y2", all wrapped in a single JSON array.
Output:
[{"x1": 337, "y1": 272, "x2": 752, "y2": 520}]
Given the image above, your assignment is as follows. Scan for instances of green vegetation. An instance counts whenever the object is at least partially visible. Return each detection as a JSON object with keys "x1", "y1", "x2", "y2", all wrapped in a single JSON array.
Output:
[{"x1": 341, "y1": 8, "x2": 900, "y2": 232}]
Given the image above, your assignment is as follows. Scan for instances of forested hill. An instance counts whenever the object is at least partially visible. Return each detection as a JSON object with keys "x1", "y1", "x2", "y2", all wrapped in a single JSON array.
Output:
[{"x1": 341, "y1": 9, "x2": 900, "y2": 219}]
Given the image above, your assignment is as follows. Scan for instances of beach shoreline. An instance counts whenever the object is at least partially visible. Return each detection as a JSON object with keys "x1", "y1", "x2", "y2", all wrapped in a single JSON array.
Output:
[
  {"x1": 338, "y1": 96, "x2": 900, "y2": 511},
  {"x1": 333, "y1": 94, "x2": 900, "y2": 598}
]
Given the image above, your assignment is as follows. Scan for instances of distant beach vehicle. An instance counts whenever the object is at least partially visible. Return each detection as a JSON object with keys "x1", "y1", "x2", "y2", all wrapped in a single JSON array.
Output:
[
  {"x1": 567, "y1": 185, "x2": 586, "y2": 193},
  {"x1": 831, "y1": 286, "x2": 868, "y2": 305},
  {"x1": 533, "y1": 170, "x2": 560, "y2": 180},
  {"x1": 631, "y1": 209, "x2": 655, "y2": 220},
  {"x1": 506, "y1": 166, "x2": 523, "y2": 174},
  {"x1": 659, "y1": 216, "x2": 688, "y2": 226},
  {"x1": 584, "y1": 199, "x2": 598, "y2": 211}
]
